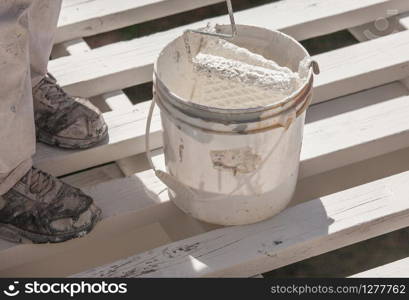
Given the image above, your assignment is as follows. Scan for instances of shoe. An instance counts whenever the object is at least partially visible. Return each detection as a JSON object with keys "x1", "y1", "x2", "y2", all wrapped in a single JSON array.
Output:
[
  {"x1": 33, "y1": 73, "x2": 108, "y2": 149},
  {"x1": 0, "y1": 167, "x2": 101, "y2": 243}
]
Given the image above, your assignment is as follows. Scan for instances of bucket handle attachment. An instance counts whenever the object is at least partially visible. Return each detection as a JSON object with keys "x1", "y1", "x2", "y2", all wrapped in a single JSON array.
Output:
[{"x1": 310, "y1": 60, "x2": 320, "y2": 75}]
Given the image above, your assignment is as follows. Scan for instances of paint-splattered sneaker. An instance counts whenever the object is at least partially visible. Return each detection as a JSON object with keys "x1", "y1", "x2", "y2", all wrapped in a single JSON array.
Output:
[
  {"x1": 33, "y1": 73, "x2": 108, "y2": 149},
  {"x1": 0, "y1": 167, "x2": 101, "y2": 243}
]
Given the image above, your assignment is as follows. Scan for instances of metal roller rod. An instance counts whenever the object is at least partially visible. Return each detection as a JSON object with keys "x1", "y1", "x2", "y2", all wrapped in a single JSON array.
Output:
[{"x1": 185, "y1": 0, "x2": 237, "y2": 38}]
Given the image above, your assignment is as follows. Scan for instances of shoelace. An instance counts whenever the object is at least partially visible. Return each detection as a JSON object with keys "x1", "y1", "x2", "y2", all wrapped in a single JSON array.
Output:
[
  {"x1": 25, "y1": 168, "x2": 54, "y2": 198},
  {"x1": 36, "y1": 73, "x2": 73, "y2": 107}
]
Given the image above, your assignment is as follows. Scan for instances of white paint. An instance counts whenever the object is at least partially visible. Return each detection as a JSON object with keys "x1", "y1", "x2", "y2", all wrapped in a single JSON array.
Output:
[
  {"x1": 188, "y1": 34, "x2": 306, "y2": 108},
  {"x1": 183, "y1": 63, "x2": 302, "y2": 110}
]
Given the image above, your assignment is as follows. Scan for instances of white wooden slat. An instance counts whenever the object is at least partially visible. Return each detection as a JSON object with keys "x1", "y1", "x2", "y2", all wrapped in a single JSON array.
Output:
[
  {"x1": 350, "y1": 258, "x2": 409, "y2": 278},
  {"x1": 294, "y1": 145, "x2": 409, "y2": 208},
  {"x1": 56, "y1": 38, "x2": 134, "y2": 110},
  {"x1": 34, "y1": 100, "x2": 163, "y2": 176},
  {"x1": 311, "y1": 29, "x2": 409, "y2": 104},
  {"x1": 13, "y1": 83, "x2": 407, "y2": 276},
  {"x1": 61, "y1": 163, "x2": 124, "y2": 188},
  {"x1": 0, "y1": 165, "x2": 213, "y2": 276},
  {"x1": 6, "y1": 146, "x2": 409, "y2": 276},
  {"x1": 34, "y1": 82, "x2": 409, "y2": 178},
  {"x1": 398, "y1": 14, "x2": 409, "y2": 90},
  {"x1": 400, "y1": 14, "x2": 409, "y2": 28},
  {"x1": 57, "y1": 0, "x2": 409, "y2": 44},
  {"x1": 57, "y1": 37, "x2": 136, "y2": 175},
  {"x1": 1, "y1": 222, "x2": 172, "y2": 277},
  {"x1": 57, "y1": 0, "x2": 225, "y2": 43},
  {"x1": 49, "y1": 21, "x2": 409, "y2": 104},
  {"x1": 115, "y1": 153, "x2": 153, "y2": 177},
  {"x1": 301, "y1": 82, "x2": 409, "y2": 178},
  {"x1": 349, "y1": 13, "x2": 409, "y2": 90},
  {"x1": 348, "y1": 13, "x2": 406, "y2": 41},
  {"x1": 6, "y1": 126, "x2": 409, "y2": 276},
  {"x1": 9, "y1": 137, "x2": 409, "y2": 276},
  {"x1": 75, "y1": 167, "x2": 409, "y2": 277},
  {"x1": 102, "y1": 91, "x2": 134, "y2": 112}
]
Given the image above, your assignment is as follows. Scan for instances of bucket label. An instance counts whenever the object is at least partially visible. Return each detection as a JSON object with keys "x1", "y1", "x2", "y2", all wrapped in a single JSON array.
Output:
[{"x1": 210, "y1": 147, "x2": 261, "y2": 175}]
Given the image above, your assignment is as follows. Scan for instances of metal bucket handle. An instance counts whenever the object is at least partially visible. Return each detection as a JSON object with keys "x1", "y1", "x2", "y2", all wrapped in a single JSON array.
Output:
[
  {"x1": 145, "y1": 96, "x2": 198, "y2": 201},
  {"x1": 145, "y1": 59, "x2": 319, "y2": 200}
]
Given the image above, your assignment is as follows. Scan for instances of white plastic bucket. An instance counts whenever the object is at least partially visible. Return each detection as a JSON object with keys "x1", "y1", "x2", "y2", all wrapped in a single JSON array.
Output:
[{"x1": 146, "y1": 25, "x2": 319, "y2": 225}]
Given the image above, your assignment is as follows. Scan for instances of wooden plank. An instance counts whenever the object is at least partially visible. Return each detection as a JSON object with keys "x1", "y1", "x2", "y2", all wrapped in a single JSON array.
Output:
[
  {"x1": 55, "y1": 38, "x2": 134, "y2": 110},
  {"x1": 56, "y1": 37, "x2": 135, "y2": 175},
  {"x1": 56, "y1": 0, "x2": 409, "y2": 44},
  {"x1": 350, "y1": 258, "x2": 409, "y2": 278},
  {"x1": 75, "y1": 167, "x2": 409, "y2": 277},
  {"x1": 397, "y1": 14, "x2": 409, "y2": 90},
  {"x1": 61, "y1": 163, "x2": 124, "y2": 188},
  {"x1": 49, "y1": 22, "x2": 409, "y2": 103},
  {"x1": 311, "y1": 29, "x2": 409, "y2": 104},
  {"x1": 301, "y1": 82, "x2": 409, "y2": 178},
  {"x1": 400, "y1": 13, "x2": 409, "y2": 28},
  {"x1": 115, "y1": 153, "x2": 153, "y2": 177},
  {"x1": 349, "y1": 13, "x2": 409, "y2": 90},
  {"x1": 348, "y1": 11, "x2": 405, "y2": 41},
  {"x1": 34, "y1": 82, "x2": 409, "y2": 178},
  {"x1": 1, "y1": 223, "x2": 172, "y2": 277},
  {"x1": 57, "y1": 0, "x2": 225, "y2": 43},
  {"x1": 7, "y1": 133, "x2": 409, "y2": 276},
  {"x1": 34, "y1": 101, "x2": 163, "y2": 176},
  {"x1": 7, "y1": 146, "x2": 409, "y2": 276},
  {"x1": 102, "y1": 91, "x2": 133, "y2": 112},
  {"x1": 8, "y1": 97, "x2": 409, "y2": 276},
  {"x1": 0, "y1": 165, "x2": 213, "y2": 276}
]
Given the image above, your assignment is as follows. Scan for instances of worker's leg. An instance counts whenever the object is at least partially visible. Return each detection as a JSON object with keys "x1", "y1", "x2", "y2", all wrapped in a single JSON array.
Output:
[
  {"x1": 0, "y1": 1, "x2": 102, "y2": 244},
  {"x1": 29, "y1": 0, "x2": 108, "y2": 149},
  {"x1": 28, "y1": 0, "x2": 62, "y2": 86},
  {"x1": 0, "y1": 1, "x2": 35, "y2": 195}
]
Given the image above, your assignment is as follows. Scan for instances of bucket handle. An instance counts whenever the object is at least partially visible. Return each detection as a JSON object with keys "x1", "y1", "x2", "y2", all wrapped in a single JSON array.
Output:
[{"x1": 145, "y1": 97, "x2": 198, "y2": 200}]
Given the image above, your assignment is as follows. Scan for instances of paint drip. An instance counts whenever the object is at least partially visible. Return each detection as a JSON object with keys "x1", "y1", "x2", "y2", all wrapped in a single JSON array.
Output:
[{"x1": 185, "y1": 29, "x2": 309, "y2": 109}]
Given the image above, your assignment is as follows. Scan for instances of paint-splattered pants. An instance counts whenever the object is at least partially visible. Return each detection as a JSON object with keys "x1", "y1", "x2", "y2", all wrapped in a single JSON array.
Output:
[{"x1": 0, "y1": 0, "x2": 62, "y2": 195}]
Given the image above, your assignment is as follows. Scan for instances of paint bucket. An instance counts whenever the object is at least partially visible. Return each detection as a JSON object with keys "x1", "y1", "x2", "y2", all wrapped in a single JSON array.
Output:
[{"x1": 146, "y1": 25, "x2": 319, "y2": 225}]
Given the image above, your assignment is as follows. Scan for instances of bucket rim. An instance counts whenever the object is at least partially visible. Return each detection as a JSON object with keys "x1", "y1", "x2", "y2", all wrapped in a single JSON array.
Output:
[{"x1": 154, "y1": 24, "x2": 314, "y2": 115}]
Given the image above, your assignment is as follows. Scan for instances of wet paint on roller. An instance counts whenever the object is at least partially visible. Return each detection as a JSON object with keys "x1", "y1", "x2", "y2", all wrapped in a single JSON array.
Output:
[{"x1": 184, "y1": 29, "x2": 310, "y2": 109}]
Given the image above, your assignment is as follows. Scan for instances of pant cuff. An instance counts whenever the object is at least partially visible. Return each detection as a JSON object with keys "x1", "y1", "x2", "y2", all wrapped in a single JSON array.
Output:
[{"x1": 0, "y1": 159, "x2": 32, "y2": 195}]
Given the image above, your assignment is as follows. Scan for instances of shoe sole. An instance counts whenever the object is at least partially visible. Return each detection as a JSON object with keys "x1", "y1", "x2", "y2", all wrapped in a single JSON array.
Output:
[
  {"x1": 0, "y1": 209, "x2": 101, "y2": 244},
  {"x1": 37, "y1": 126, "x2": 109, "y2": 150}
]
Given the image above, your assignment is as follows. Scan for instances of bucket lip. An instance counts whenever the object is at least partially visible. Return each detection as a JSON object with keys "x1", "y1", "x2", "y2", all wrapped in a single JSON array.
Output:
[{"x1": 154, "y1": 24, "x2": 314, "y2": 115}]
